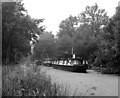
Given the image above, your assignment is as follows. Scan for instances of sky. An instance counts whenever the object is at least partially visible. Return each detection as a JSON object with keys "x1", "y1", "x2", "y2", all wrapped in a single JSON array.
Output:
[{"x1": 22, "y1": 0, "x2": 119, "y2": 35}]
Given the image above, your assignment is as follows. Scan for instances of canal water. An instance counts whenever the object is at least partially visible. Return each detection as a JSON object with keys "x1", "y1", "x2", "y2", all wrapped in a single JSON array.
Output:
[{"x1": 40, "y1": 66, "x2": 118, "y2": 96}]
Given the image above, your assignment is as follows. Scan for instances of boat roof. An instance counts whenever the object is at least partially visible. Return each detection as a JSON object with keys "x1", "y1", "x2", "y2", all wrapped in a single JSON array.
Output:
[{"x1": 44, "y1": 57, "x2": 83, "y2": 62}]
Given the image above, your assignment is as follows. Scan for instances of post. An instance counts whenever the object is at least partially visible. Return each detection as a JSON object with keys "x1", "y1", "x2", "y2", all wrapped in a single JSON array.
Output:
[
  {"x1": 71, "y1": 31, "x2": 73, "y2": 57},
  {"x1": 71, "y1": 31, "x2": 75, "y2": 59}
]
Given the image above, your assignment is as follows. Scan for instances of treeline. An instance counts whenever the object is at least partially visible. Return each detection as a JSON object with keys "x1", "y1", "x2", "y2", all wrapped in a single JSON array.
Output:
[
  {"x1": 2, "y1": 2, "x2": 120, "y2": 74},
  {"x1": 33, "y1": 4, "x2": 120, "y2": 74}
]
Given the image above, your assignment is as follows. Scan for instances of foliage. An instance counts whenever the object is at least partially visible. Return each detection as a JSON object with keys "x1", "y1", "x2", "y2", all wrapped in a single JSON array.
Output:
[
  {"x1": 103, "y1": 6, "x2": 120, "y2": 70},
  {"x1": 2, "y1": 60, "x2": 80, "y2": 96},
  {"x1": 55, "y1": 3, "x2": 119, "y2": 74},
  {"x1": 32, "y1": 32, "x2": 56, "y2": 61},
  {"x1": 79, "y1": 3, "x2": 109, "y2": 39},
  {"x1": 57, "y1": 15, "x2": 78, "y2": 38},
  {"x1": 92, "y1": 5, "x2": 120, "y2": 74},
  {"x1": 56, "y1": 15, "x2": 78, "y2": 59},
  {"x1": 4, "y1": 2, "x2": 119, "y2": 74},
  {"x1": 56, "y1": 13, "x2": 99, "y2": 60},
  {"x1": 55, "y1": 34, "x2": 72, "y2": 59},
  {"x1": 2, "y1": 2, "x2": 44, "y2": 64},
  {"x1": 74, "y1": 24, "x2": 98, "y2": 60}
]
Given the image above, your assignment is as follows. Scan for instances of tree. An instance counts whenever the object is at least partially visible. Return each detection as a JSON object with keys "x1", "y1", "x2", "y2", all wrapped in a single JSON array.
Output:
[
  {"x1": 56, "y1": 15, "x2": 78, "y2": 59},
  {"x1": 101, "y1": 5, "x2": 120, "y2": 70},
  {"x1": 57, "y1": 15, "x2": 78, "y2": 38},
  {"x1": 76, "y1": 3, "x2": 111, "y2": 65},
  {"x1": 2, "y1": 2, "x2": 44, "y2": 64},
  {"x1": 32, "y1": 32, "x2": 56, "y2": 61},
  {"x1": 55, "y1": 34, "x2": 72, "y2": 59},
  {"x1": 74, "y1": 24, "x2": 98, "y2": 60},
  {"x1": 57, "y1": 14, "x2": 99, "y2": 60},
  {"x1": 89, "y1": 4, "x2": 120, "y2": 74},
  {"x1": 79, "y1": 3, "x2": 109, "y2": 39}
]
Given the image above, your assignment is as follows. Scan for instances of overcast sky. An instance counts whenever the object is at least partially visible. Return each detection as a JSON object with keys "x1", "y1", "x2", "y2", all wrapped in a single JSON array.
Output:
[{"x1": 22, "y1": 0, "x2": 119, "y2": 35}]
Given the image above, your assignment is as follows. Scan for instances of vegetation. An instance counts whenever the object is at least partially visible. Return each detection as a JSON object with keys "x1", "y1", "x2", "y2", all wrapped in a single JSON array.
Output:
[
  {"x1": 2, "y1": 2, "x2": 78, "y2": 97},
  {"x1": 31, "y1": 31, "x2": 56, "y2": 62},
  {"x1": 2, "y1": 59, "x2": 71, "y2": 96},
  {"x1": 2, "y1": 1, "x2": 120, "y2": 96},
  {"x1": 2, "y1": 2, "x2": 44, "y2": 65},
  {"x1": 33, "y1": 3, "x2": 120, "y2": 74}
]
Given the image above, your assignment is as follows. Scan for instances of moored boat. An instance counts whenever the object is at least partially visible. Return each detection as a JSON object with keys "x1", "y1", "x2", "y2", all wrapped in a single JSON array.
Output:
[{"x1": 51, "y1": 58, "x2": 88, "y2": 73}]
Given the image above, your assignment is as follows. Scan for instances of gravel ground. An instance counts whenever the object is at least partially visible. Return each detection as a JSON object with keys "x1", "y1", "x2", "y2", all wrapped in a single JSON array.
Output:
[{"x1": 40, "y1": 66, "x2": 118, "y2": 96}]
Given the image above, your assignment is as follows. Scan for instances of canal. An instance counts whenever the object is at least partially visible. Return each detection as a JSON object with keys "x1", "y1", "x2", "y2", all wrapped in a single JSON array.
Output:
[{"x1": 40, "y1": 66, "x2": 118, "y2": 96}]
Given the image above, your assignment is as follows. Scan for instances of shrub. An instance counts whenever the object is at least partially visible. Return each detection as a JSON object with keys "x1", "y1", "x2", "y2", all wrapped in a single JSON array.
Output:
[{"x1": 2, "y1": 62, "x2": 71, "y2": 96}]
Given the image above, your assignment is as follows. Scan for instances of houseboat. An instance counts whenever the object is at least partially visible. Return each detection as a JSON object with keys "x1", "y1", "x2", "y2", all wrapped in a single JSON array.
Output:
[
  {"x1": 52, "y1": 58, "x2": 88, "y2": 73},
  {"x1": 43, "y1": 57, "x2": 88, "y2": 73}
]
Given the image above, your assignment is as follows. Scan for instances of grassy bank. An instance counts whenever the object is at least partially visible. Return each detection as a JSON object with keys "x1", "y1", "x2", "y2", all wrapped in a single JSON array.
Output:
[{"x1": 2, "y1": 62, "x2": 72, "y2": 96}]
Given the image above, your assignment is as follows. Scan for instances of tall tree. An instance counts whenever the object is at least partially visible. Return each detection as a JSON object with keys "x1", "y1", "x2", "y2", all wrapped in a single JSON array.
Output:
[
  {"x1": 74, "y1": 24, "x2": 98, "y2": 60},
  {"x1": 55, "y1": 34, "x2": 72, "y2": 59},
  {"x1": 76, "y1": 3, "x2": 110, "y2": 64},
  {"x1": 90, "y1": 4, "x2": 120, "y2": 74},
  {"x1": 57, "y1": 15, "x2": 78, "y2": 38},
  {"x1": 2, "y1": 2, "x2": 44, "y2": 64},
  {"x1": 79, "y1": 3, "x2": 109, "y2": 38},
  {"x1": 57, "y1": 15, "x2": 78, "y2": 58},
  {"x1": 32, "y1": 32, "x2": 56, "y2": 61},
  {"x1": 101, "y1": 5, "x2": 120, "y2": 70}
]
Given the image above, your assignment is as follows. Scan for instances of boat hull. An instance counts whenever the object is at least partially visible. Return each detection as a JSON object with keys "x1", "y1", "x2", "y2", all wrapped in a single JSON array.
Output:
[{"x1": 52, "y1": 64, "x2": 87, "y2": 73}]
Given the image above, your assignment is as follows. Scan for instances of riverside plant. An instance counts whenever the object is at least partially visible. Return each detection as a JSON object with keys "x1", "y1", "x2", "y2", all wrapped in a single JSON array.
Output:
[{"x1": 2, "y1": 60, "x2": 79, "y2": 96}]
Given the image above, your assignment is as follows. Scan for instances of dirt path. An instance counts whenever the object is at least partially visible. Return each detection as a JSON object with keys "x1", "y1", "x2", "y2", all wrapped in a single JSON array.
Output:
[{"x1": 40, "y1": 66, "x2": 118, "y2": 96}]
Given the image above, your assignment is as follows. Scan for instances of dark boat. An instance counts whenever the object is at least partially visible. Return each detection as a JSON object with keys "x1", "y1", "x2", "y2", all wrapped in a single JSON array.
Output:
[{"x1": 51, "y1": 58, "x2": 88, "y2": 73}]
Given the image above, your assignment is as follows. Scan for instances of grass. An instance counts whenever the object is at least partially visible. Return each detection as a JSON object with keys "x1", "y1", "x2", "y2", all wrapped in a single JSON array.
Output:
[{"x1": 2, "y1": 60, "x2": 80, "y2": 96}]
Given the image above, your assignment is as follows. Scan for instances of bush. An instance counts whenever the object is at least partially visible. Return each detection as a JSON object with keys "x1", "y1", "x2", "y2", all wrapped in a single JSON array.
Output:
[
  {"x1": 2, "y1": 62, "x2": 70, "y2": 96},
  {"x1": 101, "y1": 67, "x2": 119, "y2": 74}
]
